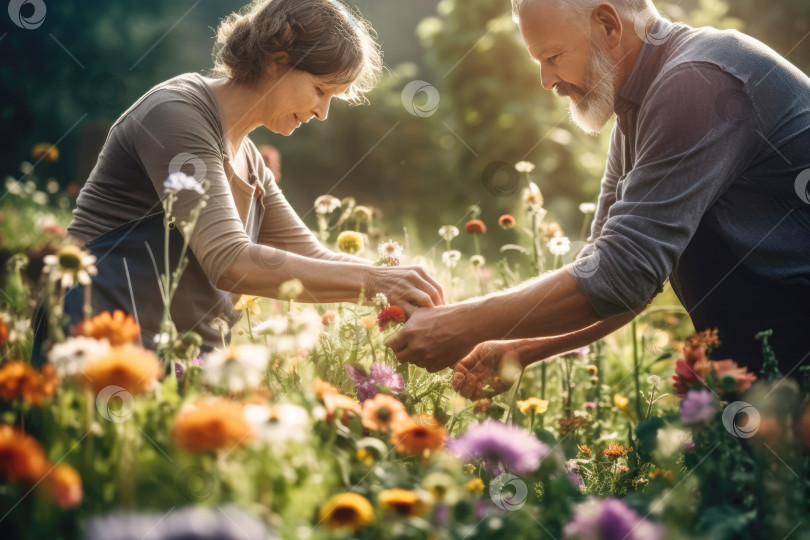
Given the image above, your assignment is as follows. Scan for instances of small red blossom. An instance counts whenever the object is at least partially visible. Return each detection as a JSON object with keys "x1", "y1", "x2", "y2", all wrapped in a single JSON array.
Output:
[
  {"x1": 322, "y1": 311, "x2": 336, "y2": 326},
  {"x1": 464, "y1": 219, "x2": 487, "y2": 235},
  {"x1": 377, "y1": 306, "x2": 406, "y2": 332},
  {"x1": 498, "y1": 214, "x2": 516, "y2": 229}
]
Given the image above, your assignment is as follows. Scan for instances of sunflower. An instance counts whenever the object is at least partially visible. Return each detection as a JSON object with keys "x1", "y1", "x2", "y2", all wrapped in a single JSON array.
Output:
[
  {"x1": 42, "y1": 245, "x2": 97, "y2": 289},
  {"x1": 82, "y1": 344, "x2": 162, "y2": 396},
  {"x1": 83, "y1": 310, "x2": 140, "y2": 346},
  {"x1": 390, "y1": 415, "x2": 446, "y2": 456},
  {"x1": 0, "y1": 361, "x2": 59, "y2": 405},
  {"x1": 172, "y1": 399, "x2": 254, "y2": 454},
  {"x1": 361, "y1": 394, "x2": 408, "y2": 432},
  {"x1": 0, "y1": 425, "x2": 49, "y2": 483},
  {"x1": 378, "y1": 489, "x2": 430, "y2": 517},
  {"x1": 319, "y1": 492, "x2": 374, "y2": 532}
]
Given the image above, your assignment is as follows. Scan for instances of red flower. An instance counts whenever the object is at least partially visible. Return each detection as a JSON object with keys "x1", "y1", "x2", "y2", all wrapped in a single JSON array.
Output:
[
  {"x1": 377, "y1": 306, "x2": 406, "y2": 332},
  {"x1": 464, "y1": 219, "x2": 487, "y2": 235},
  {"x1": 498, "y1": 214, "x2": 515, "y2": 229},
  {"x1": 322, "y1": 311, "x2": 336, "y2": 326}
]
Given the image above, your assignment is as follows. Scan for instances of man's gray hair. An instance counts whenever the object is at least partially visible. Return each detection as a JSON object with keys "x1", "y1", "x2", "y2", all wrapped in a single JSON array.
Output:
[{"x1": 512, "y1": 0, "x2": 658, "y2": 23}]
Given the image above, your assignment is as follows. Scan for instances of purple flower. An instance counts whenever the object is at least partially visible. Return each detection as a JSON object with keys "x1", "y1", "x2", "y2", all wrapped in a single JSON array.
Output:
[
  {"x1": 566, "y1": 461, "x2": 585, "y2": 493},
  {"x1": 679, "y1": 388, "x2": 716, "y2": 424},
  {"x1": 345, "y1": 362, "x2": 404, "y2": 402},
  {"x1": 175, "y1": 354, "x2": 205, "y2": 378},
  {"x1": 448, "y1": 420, "x2": 551, "y2": 475},
  {"x1": 563, "y1": 497, "x2": 663, "y2": 540}
]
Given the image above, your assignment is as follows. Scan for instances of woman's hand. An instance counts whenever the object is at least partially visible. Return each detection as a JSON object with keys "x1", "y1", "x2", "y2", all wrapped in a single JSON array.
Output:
[{"x1": 365, "y1": 265, "x2": 444, "y2": 313}]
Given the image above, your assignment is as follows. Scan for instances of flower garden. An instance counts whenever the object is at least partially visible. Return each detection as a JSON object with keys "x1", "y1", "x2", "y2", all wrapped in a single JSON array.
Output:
[{"x1": 2, "y1": 154, "x2": 810, "y2": 540}]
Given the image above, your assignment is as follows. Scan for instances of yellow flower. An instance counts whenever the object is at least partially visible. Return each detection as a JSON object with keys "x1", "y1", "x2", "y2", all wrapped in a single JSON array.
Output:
[
  {"x1": 358, "y1": 316, "x2": 377, "y2": 329},
  {"x1": 234, "y1": 295, "x2": 261, "y2": 315},
  {"x1": 517, "y1": 397, "x2": 549, "y2": 415},
  {"x1": 613, "y1": 393, "x2": 630, "y2": 412},
  {"x1": 378, "y1": 489, "x2": 429, "y2": 517},
  {"x1": 337, "y1": 231, "x2": 364, "y2": 254},
  {"x1": 278, "y1": 278, "x2": 303, "y2": 301},
  {"x1": 319, "y1": 492, "x2": 374, "y2": 531},
  {"x1": 464, "y1": 478, "x2": 485, "y2": 494},
  {"x1": 355, "y1": 449, "x2": 374, "y2": 465},
  {"x1": 32, "y1": 142, "x2": 59, "y2": 162}
]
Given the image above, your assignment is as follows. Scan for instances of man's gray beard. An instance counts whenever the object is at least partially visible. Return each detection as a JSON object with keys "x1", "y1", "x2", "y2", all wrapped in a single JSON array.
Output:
[{"x1": 569, "y1": 41, "x2": 617, "y2": 135}]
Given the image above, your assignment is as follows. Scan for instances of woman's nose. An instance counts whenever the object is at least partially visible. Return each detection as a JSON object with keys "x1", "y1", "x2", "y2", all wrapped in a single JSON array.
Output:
[{"x1": 312, "y1": 96, "x2": 332, "y2": 121}]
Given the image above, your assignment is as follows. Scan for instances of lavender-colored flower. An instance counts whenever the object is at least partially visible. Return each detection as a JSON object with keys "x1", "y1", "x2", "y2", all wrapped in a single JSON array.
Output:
[
  {"x1": 85, "y1": 505, "x2": 277, "y2": 540},
  {"x1": 164, "y1": 172, "x2": 204, "y2": 194},
  {"x1": 566, "y1": 460, "x2": 585, "y2": 493},
  {"x1": 679, "y1": 388, "x2": 716, "y2": 424},
  {"x1": 175, "y1": 354, "x2": 205, "y2": 378},
  {"x1": 448, "y1": 420, "x2": 551, "y2": 475},
  {"x1": 345, "y1": 362, "x2": 404, "y2": 401},
  {"x1": 563, "y1": 497, "x2": 663, "y2": 540}
]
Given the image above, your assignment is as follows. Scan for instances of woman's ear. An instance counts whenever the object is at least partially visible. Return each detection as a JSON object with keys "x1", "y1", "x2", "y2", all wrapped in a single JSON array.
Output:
[
  {"x1": 593, "y1": 4, "x2": 622, "y2": 48},
  {"x1": 266, "y1": 52, "x2": 291, "y2": 78}
]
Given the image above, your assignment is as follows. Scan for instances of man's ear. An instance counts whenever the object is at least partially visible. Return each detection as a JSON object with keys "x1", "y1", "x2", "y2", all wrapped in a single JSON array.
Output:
[{"x1": 592, "y1": 3, "x2": 623, "y2": 48}]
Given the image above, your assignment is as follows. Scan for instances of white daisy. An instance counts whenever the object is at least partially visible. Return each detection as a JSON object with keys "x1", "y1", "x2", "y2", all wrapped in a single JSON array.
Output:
[
  {"x1": 377, "y1": 239, "x2": 403, "y2": 259},
  {"x1": 47, "y1": 336, "x2": 111, "y2": 378},
  {"x1": 579, "y1": 202, "x2": 597, "y2": 214},
  {"x1": 514, "y1": 161, "x2": 536, "y2": 173},
  {"x1": 202, "y1": 345, "x2": 269, "y2": 393},
  {"x1": 438, "y1": 225, "x2": 459, "y2": 242},
  {"x1": 244, "y1": 402, "x2": 309, "y2": 447},
  {"x1": 470, "y1": 255, "x2": 486, "y2": 268},
  {"x1": 548, "y1": 236, "x2": 571, "y2": 256},
  {"x1": 313, "y1": 194, "x2": 341, "y2": 215},
  {"x1": 442, "y1": 250, "x2": 462, "y2": 268},
  {"x1": 42, "y1": 245, "x2": 98, "y2": 289}
]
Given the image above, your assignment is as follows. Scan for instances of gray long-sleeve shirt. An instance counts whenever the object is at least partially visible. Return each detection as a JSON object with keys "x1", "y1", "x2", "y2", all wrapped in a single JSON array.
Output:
[{"x1": 575, "y1": 18, "x2": 810, "y2": 317}]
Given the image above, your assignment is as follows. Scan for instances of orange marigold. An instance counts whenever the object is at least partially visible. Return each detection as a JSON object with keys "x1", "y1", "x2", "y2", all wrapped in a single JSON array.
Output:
[
  {"x1": 82, "y1": 344, "x2": 162, "y2": 396},
  {"x1": 603, "y1": 442, "x2": 630, "y2": 458},
  {"x1": 361, "y1": 394, "x2": 408, "y2": 432},
  {"x1": 0, "y1": 361, "x2": 59, "y2": 405},
  {"x1": 44, "y1": 463, "x2": 83, "y2": 509},
  {"x1": 577, "y1": 444, "x2": 592, "y2": 456},
  {"x1": 172, "y1": 399, "x2": 254, "y2": 454},
  {"x1": 83, "y1": 310, "x2": 140, "y2": 346},
  {"x1": 390, "y1": 415, "x2": 446, "y2": 456},
  {"x1": 0, "y1": 317, "x2": 8, "y2": 346},
  {"x1": 0, "y1": 425, "x2": 49, "y2": 483}
]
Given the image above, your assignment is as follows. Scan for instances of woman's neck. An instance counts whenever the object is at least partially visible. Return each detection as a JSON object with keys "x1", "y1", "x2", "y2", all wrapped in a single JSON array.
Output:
[{"x1": 207, "y1": 78, "x2": 263, "y2": 156}]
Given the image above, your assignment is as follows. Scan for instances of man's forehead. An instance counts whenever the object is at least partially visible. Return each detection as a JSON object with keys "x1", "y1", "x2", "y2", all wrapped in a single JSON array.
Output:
[{"x1": 517, "y1": 0, "x2": 575, "y2": 55}]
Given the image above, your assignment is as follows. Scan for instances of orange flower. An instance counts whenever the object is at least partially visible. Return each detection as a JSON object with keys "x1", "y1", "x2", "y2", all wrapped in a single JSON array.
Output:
[
  {"x1": 324, "y1": 393, "x2": 362, "y2": 425},
  {"x1": 464, "y1": 219, "x2": 487, "y2": 235},
  {"x1": 313, "y1": 378, "x2": 340, "y2": 400},
  {"x1": 0, "y1": 425, "x2": 49, "y2": 483},
  {"x1": 578, "y1": 444, "x2": 592, "y2": 456},
  {"x1": 172, "y1": 399, "x2": 254, "y2": 454},
  {"x1": 83, "y1": 310, "x2": 140, "y2": 346},
  {"x1": 0, "y1": 361, "x2": 59, "y2": 405},
  {"x1": 0, "y1": 317, "x2": 7, "y2": 346},
  {"x1": 603, "y1": 442, "x2": 630, "y2": 458},
  {"x1": 361, "y1": 394, "x2": 408, "y2": 432},
  {"x1": 713, "y1": 359, "x2": 757, "y2": 395},
  {"x1": 498, "y1": 214, "x2": 516, "y2": 229},
  {"x1": 322, "y1": 311, "x2": 336, "y2": 326},
  {"x1": 391, "y1": 415, "x2": 446, "y2": 456},
  {"x1": 378, "y1": 489, "x2": 429, "y2": 517},
  {"x1": 82, "y1": 344, "x2": 162, "y2": 396},
  {"x1": 649, "y1": 468, "x2": 674, "y2": 482},
  {"x1": 319, "y1": 493, "x2": 374, "y2": 532},
  {"x1": 44, "y1": 463, "x2": 83, "y2": 509},
  {"x1": 558, "y1": 415, "x2": 588, "y2": 436},
  {"x1": 32, "y1": 142, "x2": 59, "y2": 162}
]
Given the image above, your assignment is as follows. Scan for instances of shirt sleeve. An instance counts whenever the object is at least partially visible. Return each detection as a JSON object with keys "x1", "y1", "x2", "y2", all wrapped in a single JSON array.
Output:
[
  {"x1": 574, "y1": 64, "x2": 763, "y2": 317},
  {"x1": 126, "y1": 95, "x2": 252, "y2": 285},
  {"x1": 588, "y1": 123, "x2": 624, "y2": 242}
]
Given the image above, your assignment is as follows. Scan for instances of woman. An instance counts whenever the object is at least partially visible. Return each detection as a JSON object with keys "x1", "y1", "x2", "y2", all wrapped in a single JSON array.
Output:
[{"x1": 60, "y1": 0, "x2": 443, "y2": 349}]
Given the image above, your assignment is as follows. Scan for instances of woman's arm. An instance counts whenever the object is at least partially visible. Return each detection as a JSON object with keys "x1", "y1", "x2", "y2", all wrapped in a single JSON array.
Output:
[{"x1": 217, "y1": 244, "x2": 443, "y2": 310}]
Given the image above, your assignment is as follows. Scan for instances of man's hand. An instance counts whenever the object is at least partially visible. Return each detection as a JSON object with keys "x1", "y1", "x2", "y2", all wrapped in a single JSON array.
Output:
[
  {"x1": 385, "y1": 306, "x2": 479, "y2": 372},
  {"x1": 451, "y1": 341, "x2": 526, "y2": 400}
]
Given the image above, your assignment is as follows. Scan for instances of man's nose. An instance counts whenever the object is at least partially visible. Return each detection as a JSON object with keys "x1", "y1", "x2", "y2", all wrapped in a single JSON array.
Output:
[{"x1": 540, "y1": 63, "x2": 560, "y2": 91}]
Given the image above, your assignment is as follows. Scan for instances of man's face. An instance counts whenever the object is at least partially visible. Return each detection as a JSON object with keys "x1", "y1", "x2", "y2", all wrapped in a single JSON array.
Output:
[{"x1": 518, "y1": 0, "x2": 618, "y2": 134}]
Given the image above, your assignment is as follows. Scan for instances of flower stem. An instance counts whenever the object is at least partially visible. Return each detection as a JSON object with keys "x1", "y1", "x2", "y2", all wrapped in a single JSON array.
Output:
[{"x1": 631, "y1": 318, "x2": 643, "y2": 419}]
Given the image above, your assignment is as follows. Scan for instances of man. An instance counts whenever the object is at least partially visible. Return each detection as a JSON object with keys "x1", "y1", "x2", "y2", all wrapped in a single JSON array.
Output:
[{"x1": 387, "y1": 0, "x2": 810, "y2": 399}]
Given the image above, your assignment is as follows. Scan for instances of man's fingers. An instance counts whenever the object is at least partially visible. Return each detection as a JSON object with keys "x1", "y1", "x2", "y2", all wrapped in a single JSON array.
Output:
[
  {"x1": 458, "y1": 373, "x2": 480, "y2": 400},
  {"x1": 401, "y1": 303, "x2": 417, "y2": 318},
  {"x1": 385, "y1": 332, "x2": 406, "y2": 353},
  {"x1": 451, "y1": 371, "x2": 465, "y2": 392}
]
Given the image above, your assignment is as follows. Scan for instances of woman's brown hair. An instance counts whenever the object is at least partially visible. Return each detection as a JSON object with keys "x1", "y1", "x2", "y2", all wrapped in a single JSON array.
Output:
[{"x1": 212, "y1": 0, "x2": 383, "y2": 103}]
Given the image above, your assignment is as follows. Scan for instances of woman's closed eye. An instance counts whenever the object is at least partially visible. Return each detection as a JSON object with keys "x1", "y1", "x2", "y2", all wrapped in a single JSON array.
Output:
[{"x1": 315, "y1": 86, "x2": 325, "y2": 97}]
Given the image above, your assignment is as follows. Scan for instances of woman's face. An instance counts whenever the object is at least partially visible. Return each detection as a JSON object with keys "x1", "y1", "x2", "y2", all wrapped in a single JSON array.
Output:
[{"x1": 259, "y1": 68, "x2": 351, "y2": 136}]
